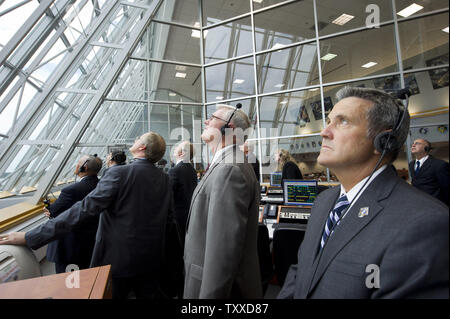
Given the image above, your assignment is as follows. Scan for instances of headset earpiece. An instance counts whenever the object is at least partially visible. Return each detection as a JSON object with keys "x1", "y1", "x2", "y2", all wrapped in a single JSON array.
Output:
[
  {"x1": 221, "y1": 103, "x2": 242, "y2": 136},
  {"x1": 79, "y1": 159, "x2": 88, "y2": 173},
  {"x1": 373, "y1": 131, "x2": 397, "y2": 154}
]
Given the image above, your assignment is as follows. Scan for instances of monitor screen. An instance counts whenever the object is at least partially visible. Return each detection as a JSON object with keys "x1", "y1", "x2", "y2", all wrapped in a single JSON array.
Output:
[
  {"x1": 270, "y1": 172, "x2": 282, "y2": 187},
  {"x1": 283, "y1": 180, "x2": 318, "y2": 206}
]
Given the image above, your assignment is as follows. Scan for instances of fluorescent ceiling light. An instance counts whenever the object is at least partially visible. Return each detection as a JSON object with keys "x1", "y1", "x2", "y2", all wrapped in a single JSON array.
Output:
[
  {"x1": 216, "y1": 96, "x2": 224, "y2": 100},
  {"x1": 191, "y1": 22, "x2": 208, "y2": 38},
  {"x1": 274, "y1": 84, "x2": 284, "y2": 88},
  {"x1": 253, "y1": 0, "x2": 263, "y2": 3},
  {"x1": 169, "y1": 93, "x2": 176, "y2": 96},
  {"x1": 175, "y1": 72, "x2": 186, "y2": 78},
  {"x1": 233, "y1": 79, "x2": 245, "y2": 84},
  {"x1": 442, "y1": 26, "x2": 449, "y2": 33},
  {"x1": 309, "y1": 88, "x2": 319, "y2": 91},
  {"x1": 280, "y1": 100, "x2": 288, "y2": 104},
  {"x1": 361, "y1": 61, "x2": 378, "y2": 68},
  {"x1": 397, "y1": 3, "x2": 423, "y2": 17},
  {"x1": 332, "y1": 13, "x2": 355, "y2": 26},
  {"x1": 321, "y1": 53, "x2": 337, "y2": 61},
  {"x1": 175, "y1": 65, "x2": 186, "y2": 71}
]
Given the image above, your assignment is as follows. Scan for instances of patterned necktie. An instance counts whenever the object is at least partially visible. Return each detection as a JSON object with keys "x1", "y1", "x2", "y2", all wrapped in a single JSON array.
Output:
[
  {"x1": 415, "y1": 161, "x2": 420, "y2": 175},
  {"x1": 320, "y1": 194, "x2": 350, "y2": 250}
]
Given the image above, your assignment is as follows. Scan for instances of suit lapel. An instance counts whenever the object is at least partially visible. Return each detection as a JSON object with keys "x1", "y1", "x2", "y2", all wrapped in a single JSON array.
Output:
[
  {"x1": 186, "y1": 146, "x2": 238, "y2": 231},
  {"x1": 308, "y1": 167, "x2": 399, "y2": 295}
]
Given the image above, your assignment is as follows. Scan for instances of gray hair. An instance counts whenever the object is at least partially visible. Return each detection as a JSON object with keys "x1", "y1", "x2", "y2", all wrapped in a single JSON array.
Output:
[
  {"x1": 336, "y1": 86, "x2": 410, "y2": 162},
  {"x1": 141, "y1": 132, "x2": 166, "y2": 163},
  {"x1": 217, "y1": 104, "x2": 251, "y2": 142}
]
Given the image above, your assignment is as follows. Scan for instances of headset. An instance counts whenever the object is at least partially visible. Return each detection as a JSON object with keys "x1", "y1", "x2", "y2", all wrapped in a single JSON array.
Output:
[
  {"x1": 306, "y1": 87, "x2": 411, "y2": 296},
  {"x1": 111, "y1": 150, "x2": 126, "y2": 164},
  {"x1": 220, "y1": 103, "x2": 242, "y2": 135},
  {"x1": 424, "y1": 142, "x2": 431, "y2": 153},
  {"x1": 79, "y1": 154, "x2": 97, "y2": 173},
  {"x1": 373, "y1": 88, "x2": 411, "y2": 154}
]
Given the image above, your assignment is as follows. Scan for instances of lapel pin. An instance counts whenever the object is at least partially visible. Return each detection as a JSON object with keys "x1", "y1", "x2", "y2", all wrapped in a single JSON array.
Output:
[{"x1": 358, "y1": 207, "x2": 369, "y2": 218}]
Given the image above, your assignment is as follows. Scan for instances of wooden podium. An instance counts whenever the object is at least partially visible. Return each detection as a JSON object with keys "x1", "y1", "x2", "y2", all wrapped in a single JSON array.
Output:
[{"x1": 0, "y1": 265, "x2": 112, "y2": 299}]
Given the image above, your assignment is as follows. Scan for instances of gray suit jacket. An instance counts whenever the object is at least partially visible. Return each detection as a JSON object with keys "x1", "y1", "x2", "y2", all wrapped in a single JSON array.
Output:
[
  {"x1": 278, "y1": 166, "x2": 449, "y2": 298},
  {"x1": 183, "y1": 145, "x2": 263, "y2": 299}
]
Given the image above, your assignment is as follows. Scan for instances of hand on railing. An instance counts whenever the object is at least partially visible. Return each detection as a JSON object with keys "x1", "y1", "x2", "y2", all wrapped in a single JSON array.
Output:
[{"x1": 0, "y1": 232, "x2": 26, "y2": 245}]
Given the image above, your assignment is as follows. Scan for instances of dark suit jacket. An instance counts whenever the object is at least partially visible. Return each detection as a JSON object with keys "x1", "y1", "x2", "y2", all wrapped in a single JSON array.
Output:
[
  {"x1": 168, "y1": 162, "x2": 198, "y2": 239},
  {"x1": 46, "y1": 175, "x2": 99, "y2": 269},
  {"x1": 26, "y1": 160, "x2": 172, "y2": 278},
  {"x1": 409, "y1": 155, "x2": 449, "y2": 206},
  {"x1": 278, "y1": 166, "x2": 449, "y2": 298}
]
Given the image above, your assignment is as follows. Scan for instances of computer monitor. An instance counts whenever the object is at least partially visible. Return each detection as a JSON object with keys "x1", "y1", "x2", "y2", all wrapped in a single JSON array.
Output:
[
  {"x1": 283, "y1": 180, "x2": 318, "y2": 206},
  {"x1": 270, "y1": 172, "x2": 282, "y2": 187}
]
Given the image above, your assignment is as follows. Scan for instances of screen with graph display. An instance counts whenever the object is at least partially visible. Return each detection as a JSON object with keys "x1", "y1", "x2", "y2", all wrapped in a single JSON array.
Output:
[{"x1": 283, "y1": 180, "x2": 318, "y2": 206}]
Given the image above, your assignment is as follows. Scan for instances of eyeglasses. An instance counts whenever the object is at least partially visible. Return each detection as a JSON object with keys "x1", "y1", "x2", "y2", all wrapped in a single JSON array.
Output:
[
  {"x1": 208, "y1": 114, "x2": 227, "y2": 122},
  {"x1": 412, "y1": 142, "x2": 425, "y2": 146}
]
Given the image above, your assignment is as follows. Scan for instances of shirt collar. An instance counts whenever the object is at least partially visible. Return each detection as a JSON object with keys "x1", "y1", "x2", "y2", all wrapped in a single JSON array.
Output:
[
  {"x1": 210, "y1": 144, "x2": 235, "y2": 166},
  {"x1": 339, "y1": 164, "x2": 388, "y2": 211},
  {"x1": 417, "y1": 155, "x2": 429, "y2": 166}
]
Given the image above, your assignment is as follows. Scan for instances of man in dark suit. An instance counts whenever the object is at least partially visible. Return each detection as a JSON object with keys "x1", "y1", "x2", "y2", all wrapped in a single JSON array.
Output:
[
  {"x1": 162, "y1": 141, "x2": 198, "y2": 298},
  {"x1": 44, "y1": 154, "x2": 102, "y2": 273},
  {"x1": 278, "y1": 87, "x2": 448, "y2": 298},
  {"x1": 1, "y1": 132, "x2": 173, "y2": 299},
  {"x1": 169, "y1": 141, "x2": 198, "y2": 242},
  {"x1": 409, "y1": 138, "x2": 449, "y2": 206}
]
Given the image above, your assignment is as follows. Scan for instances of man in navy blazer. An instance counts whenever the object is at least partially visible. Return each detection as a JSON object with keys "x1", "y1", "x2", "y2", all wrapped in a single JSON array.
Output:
[
  {"x1": 409, "y1": 138, "x2": 449, "y2": 206},
  {"x1": 1, "y1": 132, "x2": 173, "y2": 299},
  {"x1": 169, "y1": 141, "x2": 198, "y2": 243},
  {"x1": 278, "y1": 87, "x2": 448, "y2": 299},
  {"x1": 44, "y1": 154, "x2": 102, "y2": 273}
]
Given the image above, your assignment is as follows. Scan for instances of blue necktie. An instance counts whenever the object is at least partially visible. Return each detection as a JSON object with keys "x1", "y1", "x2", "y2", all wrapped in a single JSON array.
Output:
[
  {"x1": 415, "y1": 161, "x2": 420, "y2": 175},
  {"x1": 320, "y1": 194, "x2": 350, "y2": 250}
]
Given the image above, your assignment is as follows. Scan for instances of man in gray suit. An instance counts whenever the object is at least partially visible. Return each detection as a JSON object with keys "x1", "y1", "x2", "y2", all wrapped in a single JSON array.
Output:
[
  {"x1": 0, "y1": 132, "x2": 173, "y2": 299},
  {"x1": 183, "y1": 104, "x2": 262, "y2": 299},
  {"x1": 278, "y1": 87, "x2": 448, "y2": 298}
]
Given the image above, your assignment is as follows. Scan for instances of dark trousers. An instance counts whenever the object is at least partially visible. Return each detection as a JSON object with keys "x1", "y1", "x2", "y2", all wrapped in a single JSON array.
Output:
[
  {"x1": 55, "y1": 262, "x2": 67, "y2": 274},
  {"x1": 112, "y1": 275, "x2": 158, "y2": 299}
]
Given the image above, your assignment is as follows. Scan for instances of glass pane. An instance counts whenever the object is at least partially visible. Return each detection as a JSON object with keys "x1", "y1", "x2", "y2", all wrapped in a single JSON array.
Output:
[
  {"x1": 259, "y1": 89, "x2": 323, "y2": 137},
  {"x1": 132, "y1": 22, "x2": 201, "y2": 64},
  {"x1": 80, "y1": 101, "x2": 148, "y2": 145},
  {"x1": 205, "y1": 57, "x2": 255, "y2": 102},
  {"x1": 319, "y1": 24, "x2": 398, "y2": 84},
  {"x1": 204, "y1": 16, "x2": 252, "y2": 64},
  {"x1": 155, "y1": 0, "x2": 199, "y2": 26},
  {"x1": 0, "y1": 0, "x2": 39, "y2": 47},
  {"x1": 151, "y1": 62, "x2": 202, "y2": 102},
  {"x1": 107, "y1": 59, "x2": 147, "y2": 100},
  {"x1": 395, "y1": 0, "x2": 449, "y2": 19},
  {"x1": 202, "y1": 0, "x2": 251, "y2": 26},
  {"x1": 254, "y1": 0, "x2": 315, "y2": 52},
  {"x1": 257, "y1": 43, "x2": 319, "y2": 94},
  {"x1": 402, "y1": 68, "x2": 449, "y2": 115},
  {"x1": 399, "y1": 13, "x2": 449, "y2": 70},
  {"x1": 259, "y1": 135, "x2": 326, "y2": 183},
  {"x1": 316, "y1": 0, "x2": 393, "y2": 36}
]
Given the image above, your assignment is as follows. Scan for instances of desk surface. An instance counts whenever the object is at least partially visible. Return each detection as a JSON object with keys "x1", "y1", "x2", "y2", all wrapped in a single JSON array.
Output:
[{"x1": 0, "y1": 265, "x2": 112, "y2": 299}]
